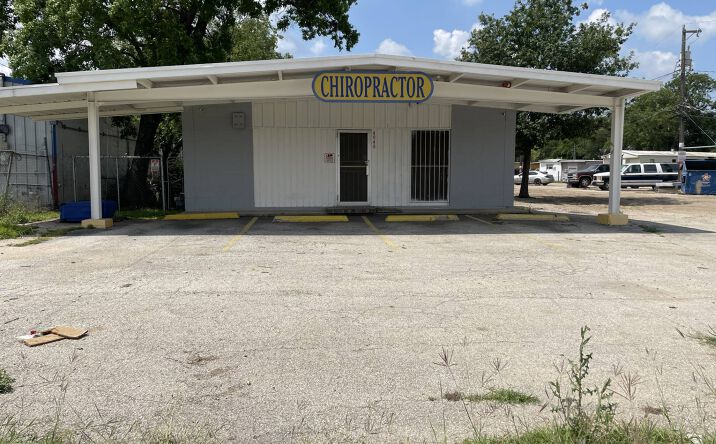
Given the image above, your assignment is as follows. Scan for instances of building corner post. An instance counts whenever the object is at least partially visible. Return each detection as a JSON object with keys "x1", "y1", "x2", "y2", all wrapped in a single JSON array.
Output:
[
  {"x1": 598, "y1": 98, "x2": 628, "y2": 226},
  {"x1": 82, "y1": 92, "x2": 113, "y2": 229}
]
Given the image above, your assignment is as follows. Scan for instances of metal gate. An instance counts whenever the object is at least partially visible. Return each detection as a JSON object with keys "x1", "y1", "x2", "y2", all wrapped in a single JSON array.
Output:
[{"x1": 71, "y1": 155, "x2": 166, "y2": 211}]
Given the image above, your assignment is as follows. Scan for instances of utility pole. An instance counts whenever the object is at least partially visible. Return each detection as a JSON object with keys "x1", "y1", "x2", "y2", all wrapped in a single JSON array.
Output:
[{"x1": 679, "y1": 25, "x2": 701, "y2": 182}]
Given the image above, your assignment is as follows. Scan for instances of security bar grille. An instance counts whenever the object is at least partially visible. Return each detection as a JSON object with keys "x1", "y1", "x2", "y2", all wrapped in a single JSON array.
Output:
[{"x1": 411, "y1": 130, "x2": 450, "y2": 201}]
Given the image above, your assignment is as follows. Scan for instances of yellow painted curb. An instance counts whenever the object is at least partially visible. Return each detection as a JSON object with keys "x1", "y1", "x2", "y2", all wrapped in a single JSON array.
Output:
[
  {"x1": 385, "y1": 214, "x2": 460, "y2": 222},
  {"x1": 81, "y1": 218, "x2": 113, "y2": 229},
  {"x1": 273, "y1": 215, "x2": 348, "y2": 222},
  {"x1": 596, "y1": 213, "x2": 629, "y2": 226},
  {"x1": 496, "y1": 213, "x2": 570, "y2": 222},
  {"x1": 164, "y1": 212, "x2": 240, "y2": 220}
]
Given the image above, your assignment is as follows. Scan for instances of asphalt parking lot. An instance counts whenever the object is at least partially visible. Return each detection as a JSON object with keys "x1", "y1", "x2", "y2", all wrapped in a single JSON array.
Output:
[{"x1": 1, "y1": 186, "x2": 715, "y2": 442}]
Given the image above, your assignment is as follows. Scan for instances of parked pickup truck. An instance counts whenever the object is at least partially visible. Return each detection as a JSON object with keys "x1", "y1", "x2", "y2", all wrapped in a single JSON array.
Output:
[
  {"x1": 567, "y1": 164, "x2": 610, "y2": 188},
  {"x1": 592, "y1": 163, "x2": 678, "y2": 190}
]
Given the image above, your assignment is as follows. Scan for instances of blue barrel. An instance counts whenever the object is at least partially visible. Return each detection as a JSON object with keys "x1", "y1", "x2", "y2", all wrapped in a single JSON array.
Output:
[{"x1": 59, "y1": 201, "x2": 118, "y2": 222}]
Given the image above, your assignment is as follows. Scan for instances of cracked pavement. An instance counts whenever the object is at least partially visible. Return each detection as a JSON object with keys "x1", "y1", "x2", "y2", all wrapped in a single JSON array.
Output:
[{"x1": 1, "y1": 186, "x2": 715, "y2": 442}]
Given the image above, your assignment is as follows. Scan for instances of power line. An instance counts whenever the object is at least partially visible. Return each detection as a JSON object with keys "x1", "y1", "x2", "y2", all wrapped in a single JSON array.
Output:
[
  {"x1": 651, "y1": 69, "x2": 677, "y2": 81},
  {"x1": 683, "y1": 111, "x2": 716, "y2": 146}
]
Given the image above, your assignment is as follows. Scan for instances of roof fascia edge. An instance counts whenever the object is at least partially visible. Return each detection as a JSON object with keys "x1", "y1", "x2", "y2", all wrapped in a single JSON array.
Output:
[
  {"x1": 52, "y1": 55, "x2": 660, "y2": 92},
  {"x1": 0, "y1": 80, "x2": 139, "y2": 98}
]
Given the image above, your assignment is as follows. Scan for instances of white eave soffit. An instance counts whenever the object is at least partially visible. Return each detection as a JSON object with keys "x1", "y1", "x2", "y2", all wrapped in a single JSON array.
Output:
[{"x1": 0, "y1": 54, "x2": 661, "y2": 119}]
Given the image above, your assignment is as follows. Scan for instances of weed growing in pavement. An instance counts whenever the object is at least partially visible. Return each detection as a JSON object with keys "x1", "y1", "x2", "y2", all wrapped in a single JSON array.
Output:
[
  {"x1": 435, "y1": 347, "x2": 482, "y2": 439},
  {"x1": 463, "y1": 422, "x2": 694, "y2": 444},
  {"x1": 0, "y1": 368, "x2": 14, "y2": 394},
  {"x1": 471, "y1": 389, "x2": 539, "y2": 405},
  {"x1": 454, "y1": 326, "x2": 716, "y2": 443},
  {"x1": 676, "y1": 325, "x2": 716, "y2": 349},
  {"x1": 547, "y1": 326, "x2": 616, "y2": 441},
  {"x1": 441, "y1": 389, "x2": 539, "y2": 405},
  {"x1": 0, "y1": 414, "x2": 220, "y2": 444}
]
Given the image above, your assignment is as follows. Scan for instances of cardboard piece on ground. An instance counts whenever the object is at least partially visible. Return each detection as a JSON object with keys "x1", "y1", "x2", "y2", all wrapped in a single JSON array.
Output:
[
  {"x1": 24, "y1": 333, "x2": 65, "y2": 347},
  {"x1": 51, "y1": 326, "x2": 88, "y2": 339}
]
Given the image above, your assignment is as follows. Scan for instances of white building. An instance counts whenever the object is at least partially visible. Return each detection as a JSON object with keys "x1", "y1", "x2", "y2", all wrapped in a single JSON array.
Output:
[
  {"x1": 538, "y1": 159, "x2": 603, "y2": 181},
  {"x1": 0, "y1": 54, "x2": 660, "y2": 226},
  {"x1": 604, "y1": 150, "x2": 716, "y2": 164}
]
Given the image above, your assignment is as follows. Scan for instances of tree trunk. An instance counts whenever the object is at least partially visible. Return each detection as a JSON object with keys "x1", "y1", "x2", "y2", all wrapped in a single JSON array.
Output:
[
  {"x1": 123, "y1": 114, "x2": 163, "y2": 208},
  {"x1": 519, "y1": 146, "x2": 531, "y2": 198}
]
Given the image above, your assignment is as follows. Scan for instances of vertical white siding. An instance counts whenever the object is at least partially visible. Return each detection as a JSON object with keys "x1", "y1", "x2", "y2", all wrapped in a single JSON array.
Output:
[{"x1": 252, "y1": 99, "x2": 450, "y2": 208}]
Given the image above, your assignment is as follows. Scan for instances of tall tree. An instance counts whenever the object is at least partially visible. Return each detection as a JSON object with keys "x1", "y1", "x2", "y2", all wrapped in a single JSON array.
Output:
[
  {"x1": 0, "y1": 0, "x2": 358, "y2": 206},
  {"x1": 535, "y1": 122, "x2": 611, "y2": 160},
  {"x1": 231, "y1": 15, "x2": 291, "y2": 61},
  {"x1": 625, "y1": 73, "x2": 716, "y2": 150},
  {"x1": 460, "y1": 0, "x2": 636, "y2": 197}
]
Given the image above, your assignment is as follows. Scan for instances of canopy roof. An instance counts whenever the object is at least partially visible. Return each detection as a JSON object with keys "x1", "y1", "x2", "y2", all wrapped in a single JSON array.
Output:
[
  {"x1": 622, "y1": 150, "x2": 716, "y2": 159},
  {"x1": 0, "y1": 54, "x2": 661, "y2": 121}
]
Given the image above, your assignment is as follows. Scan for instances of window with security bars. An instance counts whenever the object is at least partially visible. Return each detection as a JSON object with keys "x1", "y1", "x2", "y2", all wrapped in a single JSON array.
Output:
[{"x1": 411, "y1": 130, "x2": 450, "y2": 201}]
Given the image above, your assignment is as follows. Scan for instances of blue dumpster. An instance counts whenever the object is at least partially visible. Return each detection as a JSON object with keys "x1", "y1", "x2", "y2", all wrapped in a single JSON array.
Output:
[
  {"x1": 60, "y1": 200, "x2": 118, "y2": 222},
  {"x1": 682, "y1": 160, "x2": 716, "y2": 195}
]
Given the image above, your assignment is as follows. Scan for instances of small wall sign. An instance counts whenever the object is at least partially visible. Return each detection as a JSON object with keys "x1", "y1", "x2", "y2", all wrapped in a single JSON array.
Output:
[
  {"x1": 312, "y1": 71, "x2": 434, "y2": 103},
  {"x1": 324, "y1": 153, "x2": 335, "y2": 163},
  {"x1": 150, "y1": 158, "x2": 160, "y2": 173}
]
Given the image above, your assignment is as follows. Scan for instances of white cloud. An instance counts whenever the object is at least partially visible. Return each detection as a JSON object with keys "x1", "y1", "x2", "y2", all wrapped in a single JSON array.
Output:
[
  {"x1": 309, "y1": 39, "x2": 327, "y2": 56},
  {"x1": 461, "y1": 0, "x2": 482, "y2": 5},
  {"x1": 632, "y1": 49, "x2": 678, "y2": 79},
  {"x1": 582, "y1": 8, "x2": 616, "y2": 26},
  {"x1": 277, "y1": 34, "x2": 298, "y2": 54},
  {"x1": 432, "y1": 28, "x2": 471, "y2": 59},
  {"x1": 617, "y1": 3, "x2": 716, "y2": 42},
  {"x1": 376, "y1": 38, "x2": 413, "y2": 56}
]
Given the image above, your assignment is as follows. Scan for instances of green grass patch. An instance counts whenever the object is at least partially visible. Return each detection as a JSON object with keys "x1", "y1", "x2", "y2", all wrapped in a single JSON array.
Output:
[
  {"x1": 115, "y1": 208, "x2": 178, "y2": 220},
  {"x1": 13, "y1": 227, "x2": 82, "y2": 247},
  {"x1": 0, "y1": 224, "x2": 33, "y2": 240},
  {"x1": 0, "y1": 198, "x2": 59, "y2": 240},
  {"x1": 0, "y1": 368, "x2": 14, "y2": 394},
  {"x1": 443, "y1": 388, "x2": 539, "y2": 405},
  {"x1": 0, "y1": 204, "x2": 58, "y2": 225},
  {"x1": 464, "y1": 423, "x2": 695, "y2": 444}
]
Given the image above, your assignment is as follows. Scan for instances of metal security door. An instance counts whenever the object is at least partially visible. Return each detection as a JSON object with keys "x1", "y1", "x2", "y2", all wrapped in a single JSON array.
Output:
[{"x1": 339, "y1": 132, "x2": 369, "y2": 203}]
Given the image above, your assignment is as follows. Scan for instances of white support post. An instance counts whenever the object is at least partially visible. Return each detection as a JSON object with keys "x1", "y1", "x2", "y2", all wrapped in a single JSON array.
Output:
[
  {"x1": 598, "y1": 98, "x2": 628, "y2": 225},
  {"x1": 82, "y1": 93, "x2": 112, "y2": 228},
  {"x1": 608, "y1": 98, "x2": 624, "y2": 214}
]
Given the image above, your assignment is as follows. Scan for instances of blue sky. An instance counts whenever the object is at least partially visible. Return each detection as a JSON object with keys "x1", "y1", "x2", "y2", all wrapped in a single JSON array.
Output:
[{"x1": 279, "y1": 0, "x2": 716, "y2": 81}]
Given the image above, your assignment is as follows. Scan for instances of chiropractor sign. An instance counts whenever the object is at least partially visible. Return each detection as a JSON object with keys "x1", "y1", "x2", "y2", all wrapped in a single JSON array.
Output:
[{"x1": 312, "y1": 71, "x2": 434, "y2": 103}]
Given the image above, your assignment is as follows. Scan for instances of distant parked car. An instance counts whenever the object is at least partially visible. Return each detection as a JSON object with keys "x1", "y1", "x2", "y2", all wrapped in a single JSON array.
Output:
[
  {"x1": 514, "y1": 170, "x2": 555, "y2": 185},
  {"x1": 567, "y1": 164, "x2": 610, "y2": 188},
  {"x1": 592, "y1": 163, "x2": 678, "y2": 190}
]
